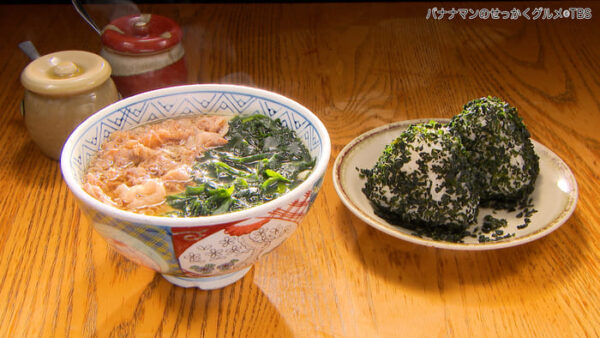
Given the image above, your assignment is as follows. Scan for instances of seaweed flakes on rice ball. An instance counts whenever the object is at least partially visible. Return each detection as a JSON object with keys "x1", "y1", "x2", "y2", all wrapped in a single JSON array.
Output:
[
  {"x1": 449, "y1": 97, "x2": 539, "y2": 208},
  {"x1": 359, "y1": 121, "x2": 479, "y2": 241}
]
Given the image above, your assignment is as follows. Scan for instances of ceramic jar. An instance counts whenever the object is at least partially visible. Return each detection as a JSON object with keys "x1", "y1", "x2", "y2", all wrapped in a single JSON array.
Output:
[
  {"x1": 20, "y1": 50, "x2": 119, "y2": 160},
  {"x1": 100, "y1": 13, "x2": 187, "y2": 97}
]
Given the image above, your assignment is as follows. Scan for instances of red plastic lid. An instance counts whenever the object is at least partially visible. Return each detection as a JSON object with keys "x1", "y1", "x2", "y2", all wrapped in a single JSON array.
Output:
[{"x1": 101, "y1": 14, "x2": 182, "y2": 54}]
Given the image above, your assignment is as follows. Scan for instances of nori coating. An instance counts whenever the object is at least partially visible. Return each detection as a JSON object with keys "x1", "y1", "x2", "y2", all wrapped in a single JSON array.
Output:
[
  {"x1": 449, "y1": 97, "x2": 539, "y2": 208},
  {"x1": 359, "y1": 121, "x2": 480, "y2": 232}
]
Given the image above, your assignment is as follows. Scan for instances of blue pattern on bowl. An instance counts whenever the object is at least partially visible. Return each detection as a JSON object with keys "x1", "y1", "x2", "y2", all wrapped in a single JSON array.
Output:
[{"x1": 70, "y1": 90, "x2": 323, "y2": 182}]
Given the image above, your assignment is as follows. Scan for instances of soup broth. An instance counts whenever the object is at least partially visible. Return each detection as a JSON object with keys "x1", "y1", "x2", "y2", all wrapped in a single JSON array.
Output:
[{"x1": 83, "y1": 114, "x2": 315, "y2": 216}]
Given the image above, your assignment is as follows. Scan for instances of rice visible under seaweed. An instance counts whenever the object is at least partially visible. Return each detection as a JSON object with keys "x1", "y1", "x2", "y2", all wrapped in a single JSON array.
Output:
[
  {"x1": 359, "y1": 121, "x2": 479, "y2": 241},
  {"x1": 449, "y1": 96, "x2": 539, "y2": 208}
]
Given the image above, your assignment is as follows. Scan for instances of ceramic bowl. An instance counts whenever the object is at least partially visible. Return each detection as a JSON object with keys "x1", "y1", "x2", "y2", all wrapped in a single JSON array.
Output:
[{"x1": 61, "y1": 84, "x2": 331, "y2": 289}]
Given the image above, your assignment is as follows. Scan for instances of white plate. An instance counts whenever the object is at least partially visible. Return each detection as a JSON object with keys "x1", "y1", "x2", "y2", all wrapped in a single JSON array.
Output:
[{"x1": 332, "y1": 119, "x2": 578, "y2": 250}]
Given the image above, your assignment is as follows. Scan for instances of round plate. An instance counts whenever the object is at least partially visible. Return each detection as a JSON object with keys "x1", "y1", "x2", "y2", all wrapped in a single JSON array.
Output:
[{"x1": 332, "y1": 119, "x2": 578, "y2": 250}]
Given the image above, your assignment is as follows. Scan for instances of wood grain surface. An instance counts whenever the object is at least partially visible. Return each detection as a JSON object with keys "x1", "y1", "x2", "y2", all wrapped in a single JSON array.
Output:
[{"x1": 1, "y1": 2, "x2": 599, "y2": 337}]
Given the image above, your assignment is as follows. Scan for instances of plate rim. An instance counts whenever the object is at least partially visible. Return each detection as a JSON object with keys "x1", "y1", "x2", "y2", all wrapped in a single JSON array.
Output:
[{"x1": 332, "y1": 118, "x2": 579, "y2": 250}]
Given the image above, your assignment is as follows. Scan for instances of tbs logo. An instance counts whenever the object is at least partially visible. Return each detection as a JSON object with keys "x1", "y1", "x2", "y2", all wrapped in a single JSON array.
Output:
[{"x1": 566, "y1": 8, "x2": 592, "y2": 19}]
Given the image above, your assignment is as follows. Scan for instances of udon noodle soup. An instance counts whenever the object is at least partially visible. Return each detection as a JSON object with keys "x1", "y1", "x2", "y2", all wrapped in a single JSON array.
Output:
[{"x1": 83, "y1": 113, "x2": 315, "y2": 217}]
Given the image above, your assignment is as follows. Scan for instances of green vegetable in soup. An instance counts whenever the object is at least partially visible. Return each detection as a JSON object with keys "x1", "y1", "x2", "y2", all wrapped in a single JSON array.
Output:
[{"x1": 165, "y1": 114, "x2": 315, "y2": 217}]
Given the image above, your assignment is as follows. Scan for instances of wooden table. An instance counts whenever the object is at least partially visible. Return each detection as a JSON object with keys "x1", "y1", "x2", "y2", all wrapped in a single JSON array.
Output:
[{"x1": 1, "y1": 2, "x2": 599, "y2": 336}]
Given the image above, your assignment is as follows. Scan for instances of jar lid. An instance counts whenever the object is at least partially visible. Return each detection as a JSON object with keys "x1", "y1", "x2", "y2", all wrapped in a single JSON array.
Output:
[
  {"x1": 20, "y1": 50, "x2": 112, "y2": 96},
  {"x1": 101, "y1": 14, "x2": 183, "y2": 54}
]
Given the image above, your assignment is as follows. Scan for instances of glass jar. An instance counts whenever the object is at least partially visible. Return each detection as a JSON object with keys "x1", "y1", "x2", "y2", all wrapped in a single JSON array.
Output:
[
  {"x1": 100, "y1": 13, "x2": 187, "y2": 97},
  {"x1": 20, "y1": 50, "x2": 120, "y2": 160}
]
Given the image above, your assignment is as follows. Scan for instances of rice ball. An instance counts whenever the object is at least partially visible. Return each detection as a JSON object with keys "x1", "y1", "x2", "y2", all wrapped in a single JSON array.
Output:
[
  {"x1": 360, "y1": 121, "x2": 479, "y2": 228},
  {"x1": 449, "y1": 97, "x2": 539, "y2": 206}
]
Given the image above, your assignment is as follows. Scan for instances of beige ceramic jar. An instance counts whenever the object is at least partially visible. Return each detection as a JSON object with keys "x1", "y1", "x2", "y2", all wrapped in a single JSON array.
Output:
[{"x1": 21, "y1": 50, "x2": 119, "y2": 160}]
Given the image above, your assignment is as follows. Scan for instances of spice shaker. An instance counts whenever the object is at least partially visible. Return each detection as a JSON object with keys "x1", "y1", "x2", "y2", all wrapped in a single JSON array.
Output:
[
  {"x1": 100, "y1": 13, "x2": 187, "y2": 97},
  {"x1": 20, "y1": 50, "x2": 120, "y2": 160}
]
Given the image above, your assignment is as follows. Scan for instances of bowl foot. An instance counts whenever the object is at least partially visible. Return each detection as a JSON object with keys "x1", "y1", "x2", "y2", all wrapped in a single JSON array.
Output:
[{"x1": 162, "y1": 266, "x2": 252, "y2": 290}]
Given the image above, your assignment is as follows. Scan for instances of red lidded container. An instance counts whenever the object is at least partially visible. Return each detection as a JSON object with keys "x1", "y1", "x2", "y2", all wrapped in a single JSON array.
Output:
[{"x1": 100, "y1": 13, "x2": 187, "y2": 97}]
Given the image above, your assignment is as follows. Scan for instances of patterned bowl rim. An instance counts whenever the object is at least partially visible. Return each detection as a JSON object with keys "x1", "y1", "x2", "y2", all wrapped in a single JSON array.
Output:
[{"x1": 60, "y1": 84, "x2": 331, "y2": 227}]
